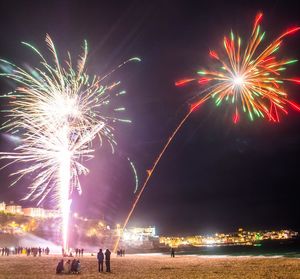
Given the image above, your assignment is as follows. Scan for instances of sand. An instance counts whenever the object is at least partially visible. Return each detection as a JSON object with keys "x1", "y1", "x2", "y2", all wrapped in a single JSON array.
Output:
[{"x1": 0, "y1": 254, "x2": 299, "y2": 279}]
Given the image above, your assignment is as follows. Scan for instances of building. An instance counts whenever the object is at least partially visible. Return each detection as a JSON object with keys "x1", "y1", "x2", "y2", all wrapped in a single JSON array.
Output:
[
  {"x1": 44, "y1": 209, "x2": 60, "y2": 218},
  {"x1": 5, "y1": 202, "x2": 23, "y2": 215},
  {"x1": 23, "y1": 207, "x2": 60, "y2": 218},
  {"x1": 0, "y1": 202, "x2": 6, "y2": 211},
  {"x1": 23, "y1": 207, "x2": 45, "y2": 218},
  {"x1": 127, "y1": 226, "x2": 156, "y2": 237},
  {"x1": 122, "y1": 226, "x2": 157, "y2": 246}
]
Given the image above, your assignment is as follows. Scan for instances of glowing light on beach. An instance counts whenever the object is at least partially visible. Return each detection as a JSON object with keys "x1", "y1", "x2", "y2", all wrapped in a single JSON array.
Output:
[{"x1": 0, "y1": 35, "x2": 140, "y2": 251}]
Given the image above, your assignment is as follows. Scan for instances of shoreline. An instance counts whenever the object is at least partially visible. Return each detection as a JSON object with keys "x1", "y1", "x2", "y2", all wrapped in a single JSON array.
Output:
[{"x1": 6, "y1": 251, "x2": 300, "y2": 259}]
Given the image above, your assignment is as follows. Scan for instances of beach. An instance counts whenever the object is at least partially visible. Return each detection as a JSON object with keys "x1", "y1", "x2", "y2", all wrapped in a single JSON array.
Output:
[{"x1": 0, "y1": 254, "x2": 299, "y2": 279}]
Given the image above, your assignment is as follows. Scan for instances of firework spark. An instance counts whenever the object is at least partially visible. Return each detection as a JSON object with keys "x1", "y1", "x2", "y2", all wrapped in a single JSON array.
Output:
[
  {"x1": 0, "y1": 35, "x2": 140, "y2": 250},
  {"x1": 114, "y1": 12, "x2": 300, "y2": 251},
  {"x1": 176, "y1": 12, "x2": 300, "y2": 122}
]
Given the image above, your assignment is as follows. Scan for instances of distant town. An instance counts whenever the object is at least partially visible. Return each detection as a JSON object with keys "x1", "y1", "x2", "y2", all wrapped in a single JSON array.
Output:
[
  {"x1": 0, "y1": 201, "x2": 298, "y2": 250},
  {"x1": 0, "y1": 201, "x2": 60, "y2": 218},
  {"x1": 159, "y1": 228, "x2": 299, "y2": 248}
]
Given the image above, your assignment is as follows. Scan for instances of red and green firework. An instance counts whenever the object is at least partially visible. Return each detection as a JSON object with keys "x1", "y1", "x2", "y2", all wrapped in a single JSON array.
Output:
[{"x1": 176, "y1": 12, "x2": 300, "y2": 123}]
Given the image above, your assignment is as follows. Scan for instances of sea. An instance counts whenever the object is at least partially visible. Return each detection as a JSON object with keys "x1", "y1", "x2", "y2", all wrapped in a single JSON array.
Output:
[{"x1": 164, "y1": 239, "x2": 300, "y2": 258}]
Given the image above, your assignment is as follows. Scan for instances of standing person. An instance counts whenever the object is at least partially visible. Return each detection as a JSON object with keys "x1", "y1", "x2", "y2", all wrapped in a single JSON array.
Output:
[
  {"x1": 104, "y1": 249, "x2": 111, "y2": 272},
  {"x1": 81, "y1": 248, "x2": 84, "y2": 256},
  {"x1": 38, "y1": 247, "x2": 42, "y2": 256},
  {"x1": 75, "y1": 248, "x2": 78, "y2": 257},
  {"x1": 97, "y1": 249, "x2": 104, "y2": 272},
  {"x1": 45, "y1": 247, "x2": 50, "y2": 255},
  {"x1": 171, "y1": 247, "x2": 175, "y2": 257}
]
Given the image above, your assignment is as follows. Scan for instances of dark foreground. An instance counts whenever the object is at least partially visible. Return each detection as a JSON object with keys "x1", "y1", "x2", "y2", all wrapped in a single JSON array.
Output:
[{"x1": 0, "y1": 254, "x2": 299, "y2": 278}]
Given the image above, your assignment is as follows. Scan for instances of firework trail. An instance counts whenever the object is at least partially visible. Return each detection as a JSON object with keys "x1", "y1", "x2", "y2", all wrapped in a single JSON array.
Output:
[
  {"x1": 114, "y1": 12, "x2": 300, "y2": 251},
  {"x1": 0, "y1": 35, "x2": 140, "y2": 250}
]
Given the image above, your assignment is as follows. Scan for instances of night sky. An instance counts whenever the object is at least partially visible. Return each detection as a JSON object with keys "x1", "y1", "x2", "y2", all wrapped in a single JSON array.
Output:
[{"x1": 0, "y1": 0, "x2": 300, "y2": 236}]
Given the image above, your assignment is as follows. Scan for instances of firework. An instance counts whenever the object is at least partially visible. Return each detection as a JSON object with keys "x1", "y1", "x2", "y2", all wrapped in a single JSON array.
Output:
[
  {"x1": 0, "y1": 35, "x2": 140, "y2": 250},
  {"x1": 114, "y1": 12, "x2": 300, "y2": 251},
  {"x1": 176, "y1": 12, "x2": 300, "y2": 122}
]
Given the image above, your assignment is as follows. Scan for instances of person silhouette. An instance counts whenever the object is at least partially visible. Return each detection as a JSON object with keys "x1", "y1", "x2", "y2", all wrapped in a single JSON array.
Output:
[
  {"x1": 56, "y1": 259, "x2": 64, "y2": 274},
  {"x1": 64, "y1": 259, "x2": 71, "y2": 274},
  {"x1": 171, "y1": 247, "x2": 175, "y2": 257},
  {"x1": 105, "y1": 249, "x2": 111, "y2": 272},
  {"x1": 97, "y1": 249, "x2": 104, "y2": 272},
  {"x1": 71, "y1": 259, "x2": 77, "y2": 273},
  {"x1": 76, "y1": 260, "x2": 81, "y2": 273}
]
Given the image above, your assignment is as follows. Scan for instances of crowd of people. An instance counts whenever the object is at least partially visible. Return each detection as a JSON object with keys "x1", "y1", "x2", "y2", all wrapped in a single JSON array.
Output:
[
  {"x1": 1, "y1": 247, "x2": 11, "y2": 256},
  {"x1": 97, "y1": 248, "x2": 111, "y2": 272},
  {"x1": 2, "y1": 245, "x2": 120, "y2": 275},
  {"x1": 56, "y1": 247, "x2": 112, "y2": 275},
  {"x1": 0, "y1": 244, "x2": 175, "y2": 275},
  {"x1": 56, "y1": 258, "x2": 81, "y2": 274},
  {"x1": 116, "y1": 248, "x2": 125, "y2": 257},
  {"x1": 74, "y1": 248, "x2": 84, "y2": 257},
  {"x1": 1, "y1": 246, "x2": 50, "y2": 256},
  {"x1": 62, "y1": 247, "x2": 84, "y2": 257}
]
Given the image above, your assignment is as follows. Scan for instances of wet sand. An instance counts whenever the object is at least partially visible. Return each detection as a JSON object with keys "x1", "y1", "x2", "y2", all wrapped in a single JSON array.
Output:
[{"x1": 0, "y1": 254, "x2": 299, "y2": 278}]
